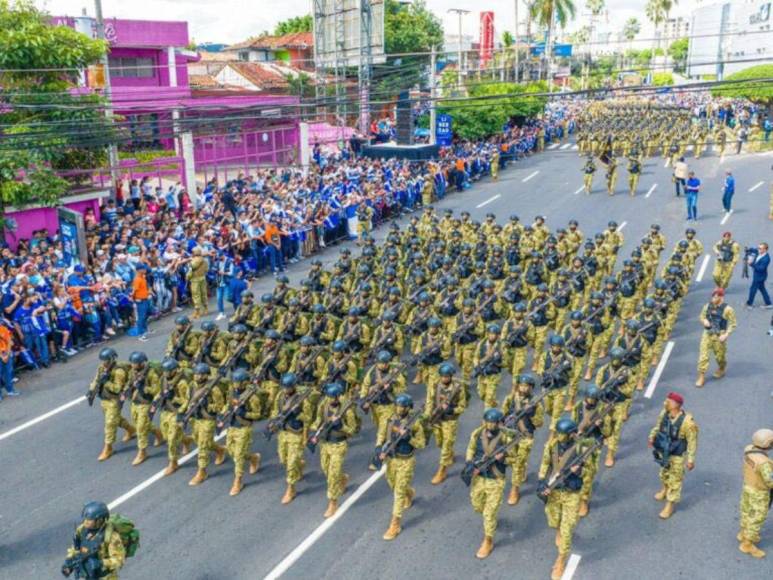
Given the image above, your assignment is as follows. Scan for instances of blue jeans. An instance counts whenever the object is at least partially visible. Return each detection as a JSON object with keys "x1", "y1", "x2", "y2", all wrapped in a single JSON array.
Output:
[
  {"x1": 136, "y1": 299, "x2": 150, "y2": 335},
  {"x1": 216, "y1": 285, "x2": 229, "y2": 314},
  {"x1": 686, "y1": 194, "x2": 698, "y2": 220},
  {"x1": 722, "y1": 191, "x2": 734, "y2": 212},
  {"x1": 24, "y1": 333, "x2": 49, "y2": 366},
  {"x1": 266, "y1": 245, "x2": 283, "y2": 273},
  {"x1": 747, "y1": 280, "x2": 772, "y2": 306},
  {"x1": 0, "y1": 356, "x2": 14, "y2": 393}
]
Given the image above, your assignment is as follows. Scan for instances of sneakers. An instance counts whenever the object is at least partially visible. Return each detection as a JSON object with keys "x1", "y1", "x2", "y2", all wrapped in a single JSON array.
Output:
[
  {"x1": 138, "y1": 335, "x2": 149, "y2": 342},
  {"x1": 173, "y1": 307, "x2": 183, "y2": 313},
  {"x1": 215, "y1": 313, "x2": 226, "y2": 321},
  {"x1": 105, "y1": 328, "x2": 116, "y2": 336},
  {"x1": 6, "y1": 390, "x2": 19, "y2": 397}
]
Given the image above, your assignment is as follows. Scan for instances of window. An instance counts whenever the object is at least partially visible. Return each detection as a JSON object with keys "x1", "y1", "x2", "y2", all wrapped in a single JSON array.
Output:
[
  {"x1": 109, "y1": 57, "x2": 155, "y2": 78},
  {"x1": 239, "y1": 51, "x2": 250, "y2": 61}
]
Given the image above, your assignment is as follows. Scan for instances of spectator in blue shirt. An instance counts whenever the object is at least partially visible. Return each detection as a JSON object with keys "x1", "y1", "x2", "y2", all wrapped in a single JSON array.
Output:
[
  {"x1": 722, "y1": 171, "x2": 735, "y2": 213},
  {"x1": 685, "y1": 171, "x2": 701, "y2": 221}
]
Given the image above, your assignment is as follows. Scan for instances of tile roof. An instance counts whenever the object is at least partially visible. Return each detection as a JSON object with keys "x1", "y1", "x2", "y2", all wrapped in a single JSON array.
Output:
[{"x1": 227, "y1": 32, "x2": 313, "y2": 51}]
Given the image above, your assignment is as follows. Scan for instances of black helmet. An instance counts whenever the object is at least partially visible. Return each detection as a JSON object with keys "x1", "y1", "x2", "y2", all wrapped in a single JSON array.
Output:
[
  {"x1": 382, "y1": 310, "x2": 396, "y2": 322},
  {"x1": 555, "y1": 418, "x2": 578, "y2": 434},
  {"x1": 376, "y1": 350, "x2": 392, "y2": 364},
  {"x1": 232, "y1": 368, "x2": 250, "y2": 382},
  {"x1": 332, "y1": 340, "x2": 347, "y2": 353},
  {"x1": 439, "y1": 362, "x2": 456, "y2": 377},
  {"x1": 483, "y1": 408, "x2": 504, "y2": 422},
  {"x1": 395, "y1": 394, "x2": 413, "y2": 408},
  {"x1": 514, "y1": 302, "x2": 527, "y2": 313},
  {"x1": 194, "y1": 363, "x2": 210, "y2": 375},
  {"x1": 487, "y1": 323, "x2": 501, "y2": 334},
  {"x1": 281, "y1": 373, "x2": 297, "y2": 388},
  {"x1": 609, "y1": 347, "x2": 626, "y2": 361},
  {"x1": 643, "y1": 297, "x2": 656, "y2": 309},
  {"x1": 129, "y1": 351, "x2": 148, "y2": 365},
  {"x1": 300, "y1": 336, "x2": 316, "y2": 347},
  {"x1": 583, "y1": 384, "x2": 601, "y2": 400},
  {"x1": 518, "y1": 373, "x2": 537, "y2": 386},
  {"x1": 549, "y1": 335, "x2": 565, "y2": 347},
  {"x1": 261, "y1": 293, "x2": 273, "y2": 304},
  {"x1": 428, "y1": 317, "x2": 442, "y2": 328},
  {"x1": 175, "y1": 315, "x2": 190, "y2": 326},
  {"x1": 201, "y1": 321, "x2": 216, "y2": 332},
  {"x1": 161, "y1": 358, "x2": 178, "y2": 373},
  {"x1": 81, "y1": 501, "x2": 109, "y2": 524},
  {"x1": 277, "y1": 275, "x2": 289, "y2": 284},
  {"x1": 626, "y1": 319, "x2": 640, "y2": 331},
  {"x1": 231, "y1": 324, "x2": 247, "y2": 334},
  {"x1": 313, "y1": 304, "x2": 326, "y2": 314},
  {"x1": 99, "y1": 347, "x2": 117, "y2": 362},
  {"x1": 570, "y1": 310, "x2": 584, "y2": 321},
  {"x1": 265, "y1": 329, "x2": 280, "y2": 340}
]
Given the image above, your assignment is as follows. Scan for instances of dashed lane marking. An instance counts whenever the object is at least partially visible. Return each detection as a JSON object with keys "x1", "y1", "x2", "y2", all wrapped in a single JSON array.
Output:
[
  {"x1": 749, "y1": 180, "x2": 764, "y2": 192},
  {"x1": 645, "y1": 184, "x2": 657, "y2": 198},
  {"x1": 696, "y1": 255, "x2": 710, "y2": 282},
  {"x1": 0, "y1": 396, "x2": 85, "y2": 442},
  {"x1": 476, "y1": 194, "x2": 501, "y2": 208},
  {"x1": 720, "y1": 209, "x2": 733, "y2": 225},
  {"x1": 562, "y1": 554, "x2": 582, "y2": 580},
  {"x1": 522, "y1": 170, "x2": 540, "y2": 183},
  {"x1": 645, "y1": 341, "x2": 675, "y2": 399},
  {"x1": 574, "y1": 186, "x2": 584, "y2": 195}
]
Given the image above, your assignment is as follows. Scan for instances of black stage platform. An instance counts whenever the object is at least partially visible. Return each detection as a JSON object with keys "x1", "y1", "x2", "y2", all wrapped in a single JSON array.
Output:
[{"x1": 361, "y1": 143, "x2": 440, "y2": 161}]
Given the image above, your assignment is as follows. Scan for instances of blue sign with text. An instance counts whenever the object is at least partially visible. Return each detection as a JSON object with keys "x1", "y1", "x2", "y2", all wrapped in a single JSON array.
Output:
[{"x1": 436, "y1": 113, "x2": 453, "y2": 146}]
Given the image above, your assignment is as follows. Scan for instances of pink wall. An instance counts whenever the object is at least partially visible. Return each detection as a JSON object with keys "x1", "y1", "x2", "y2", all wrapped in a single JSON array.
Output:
[
  {"x1": 53, "y1": 16, "x2": 189, "y2": 48},
  {"x1": 4, "y1": 198, "x2": 102, "y2": 251},
  {"x1": 108, "y1": 47, "x2": 190, "y2": 91}
]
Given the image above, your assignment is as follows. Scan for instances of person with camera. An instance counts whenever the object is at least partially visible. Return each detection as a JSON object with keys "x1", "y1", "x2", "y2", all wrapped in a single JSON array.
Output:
[
  {"x1": 696, "y1": 288, "x2": 737, "y2": 387},
  {"x1": 648, "y1": 392, "x2": 699, "y2": 520},
  {"x1": 746, "y1": 242, "x2": 772, "y2": 310},
  {"x1": 712, "y1": 232, "x2": 741, "y2": 289}
]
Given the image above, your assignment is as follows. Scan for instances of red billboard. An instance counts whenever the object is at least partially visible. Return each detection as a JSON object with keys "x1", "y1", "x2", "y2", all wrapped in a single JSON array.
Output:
[{"x1": 479, "y1": 11, "x2": 494, "y2": 66}]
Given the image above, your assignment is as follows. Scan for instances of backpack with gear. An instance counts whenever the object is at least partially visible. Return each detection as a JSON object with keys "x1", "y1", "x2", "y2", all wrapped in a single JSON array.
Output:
[{"x1": 108, "y1": 514, "x2": 140, "y2": 557}]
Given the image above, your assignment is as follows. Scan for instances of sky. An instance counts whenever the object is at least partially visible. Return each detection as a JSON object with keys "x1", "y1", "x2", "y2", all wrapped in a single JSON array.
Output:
[{"x1": 38, "y1": 0, "x2": 702, "y2": 44}]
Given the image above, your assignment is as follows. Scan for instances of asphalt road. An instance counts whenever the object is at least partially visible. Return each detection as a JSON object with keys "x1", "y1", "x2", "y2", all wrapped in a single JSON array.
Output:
[{"x1": 1, "y1": 141, "x2": 771, "y2": 580}]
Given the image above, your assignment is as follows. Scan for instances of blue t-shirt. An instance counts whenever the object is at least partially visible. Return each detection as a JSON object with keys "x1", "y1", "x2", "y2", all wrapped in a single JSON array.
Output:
[{"x1": 685, "y1": 177, "x2": 700, "y2": 194}]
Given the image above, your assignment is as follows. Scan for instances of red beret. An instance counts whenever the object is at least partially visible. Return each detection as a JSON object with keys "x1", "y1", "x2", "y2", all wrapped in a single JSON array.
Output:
[
  {"x1": 712, "y1": 288, "x2": 725, "y2": 297},
  {"x1": 722, "y1": 231, "x2": 732, "y2": 237},
  {"x1": 666, "y1": 391, "x2": 684, "y2": 405}
]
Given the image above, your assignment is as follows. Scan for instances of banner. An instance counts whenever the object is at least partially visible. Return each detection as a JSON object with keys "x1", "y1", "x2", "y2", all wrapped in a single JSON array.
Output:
[{"x1": 436, "y1": 114, "x2": 453, "y2": 146}]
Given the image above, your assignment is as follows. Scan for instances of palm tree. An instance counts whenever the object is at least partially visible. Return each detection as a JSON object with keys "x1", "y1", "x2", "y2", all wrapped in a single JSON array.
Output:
[
  {"x1": 623, "y1": 17, "x2": 641, "y2": 66},
  {"x1": 530, "y1": 0, "x2": 577, "y2": 84}
]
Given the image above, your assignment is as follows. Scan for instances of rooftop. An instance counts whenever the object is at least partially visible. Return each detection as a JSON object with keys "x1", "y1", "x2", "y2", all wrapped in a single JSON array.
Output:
[{"x1": 226, "y1": 32, "x2": 314, "y2": 51}]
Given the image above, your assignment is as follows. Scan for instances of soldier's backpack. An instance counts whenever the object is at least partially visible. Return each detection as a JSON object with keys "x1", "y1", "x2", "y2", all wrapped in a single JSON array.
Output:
[{"x1": 108, "y1": 514, "x2": 140, "y2": 557}]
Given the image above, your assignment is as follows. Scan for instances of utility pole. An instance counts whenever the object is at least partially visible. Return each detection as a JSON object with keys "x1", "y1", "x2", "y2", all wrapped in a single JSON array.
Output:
[
  {"x1": 430, "y1": 45, "x2": 437, "y2": 145},
  {"x1": 514, "y1": 0, "x2": 520, "y2": 83},
  {"x1": 94, "y1": 0, "x2": 119, "y2": 199},
  {"x1": 448, "y1": 8, "x2": 470, "y2": 89}
]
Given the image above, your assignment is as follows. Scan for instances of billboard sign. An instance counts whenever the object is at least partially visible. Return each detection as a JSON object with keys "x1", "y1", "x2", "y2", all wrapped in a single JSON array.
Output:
[
  {"x1": 57, "y1": 207, "x2": 88, "y2": 265},
  {"x1": 479, "y1": 12, "x2": 495, "y2": 66},
  {"x1": 530, "y1": 43, "x2": 573, "y2": 57},
  {"x1": 436, "y1": 114, "x2": 453, "y2": 146},
  {"x1": 313, "y1": 0, "x2": 385, "y2": 67}
]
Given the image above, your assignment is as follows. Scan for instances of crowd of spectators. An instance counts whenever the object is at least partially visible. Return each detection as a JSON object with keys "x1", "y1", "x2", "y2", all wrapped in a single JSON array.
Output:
[{"x1": 0, "y1": 109, "x2": 572, "y2": 400}]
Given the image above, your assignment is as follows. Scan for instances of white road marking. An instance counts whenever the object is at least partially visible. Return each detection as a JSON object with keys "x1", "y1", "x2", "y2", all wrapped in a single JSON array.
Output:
[
  {"x1": 561, "y1": 554, "x2": 582, "y2": 580},
  {"x1": 522, "y1": 170, "x2": 539, "y2": 183},
  {"x1": 264, "y1": 468, "x2": 386, "y2": 579},
  {"x1": 696, "y1": 255, "x2": 711, "y2": 282},
  {"x1": 476, "y1": 194, "x2": 501, "y2": 208},
  {"x1": 663, "y1": 159, "x2": 669, "y2": 168},
  {"x1": 548, "y1": 143, "x2": 560, "y2": 150},
  {"x1": 720, "y1": 209, "x2": 733, "y2": 225},
  {"x1": 645, "y1": 341, "x2": 675, "y2": 399},
  {"x1": 0, "y1": 396, "x2": 85, "y2": 442},
  {"x1": 574, "y1": 186, "x2": 584, "y2": 195},
  {"x1": 749, "y1": 180, "x2": 765, "y2": 192},
  {"x1": 560, "y1": 143, "x2": 571, "y2": 150},
  {"x1": 645, "y1": 184, "x2": 658, "y2": 198},
  {"x1": 618, "y1": 221, "x2": 627, "y2": 231},
  {"x1": 108, "y1": 431, "x2": 227, "y2": 509}
]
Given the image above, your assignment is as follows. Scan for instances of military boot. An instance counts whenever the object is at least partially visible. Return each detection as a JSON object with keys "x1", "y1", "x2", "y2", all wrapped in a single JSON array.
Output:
[
  {"x1": 551, "y1": 554, "x2": 568, "y2": 580},
  {"x1": 382, "y1": 517, "x2": 401, "y2": 540},
  {"x1": 739, "y1": 540, "x2": 766, "y2": 559},
  {"x1": 713, "y1": 366, "x2": 726, "y2": 379},
  {"x1": 281, "y1": 484, "x2": 296, "y2": 505},
  {"x1": 475, "y1": 536, "x2": 494, "y2": 559},
  {"x1": 249, "y1": 453, "x2": 262, "y2": 475},
  {"x1": 578, "y1": 500, "x2": 589, "y2": 517},
  {"x1": 121, "y1": 425, "x2": 136, "y2": 443},
  {"x1": 97, "y1": 444, "x2": 113, "y2": 462},
  {"x1": 153, "y1": 428, "x2": 165, "y2": 447},
  {"x1": 163, "y1": 459, "x2": 178, "y2": 476},
  {"x1": 323, "y1": 499, "x2": 338, "y2": 518},
  {"x1": 654, "y1": 487, "x2": 667, "y2": 501},
  {"x1": 507, "y1": 486, "x2": 520, "y2": 506},
  {"x1": 604, "y1": 450, "x2": 616, "y2": 468},
  {"x1": 659, "y1": 501, "x2": 675, "y2": 519},
  {"x1": 214, "y1": 446, "x2": 226, "y2": 466},
  {"x1": 189, "y1": 468, "x2": 207, "y2": 486},
  {"x1": 431, "y1": 465, "x2": 447, "y2": 485},
  {"x1": 131, "y1": 448, "x2": 147, "y2": 466},
  {"x1": 229, "y1": 475, "x2": 243, "y2": 496},
  {"x1": 695, "y1": 372, "x2": 706, "y2": 388}
]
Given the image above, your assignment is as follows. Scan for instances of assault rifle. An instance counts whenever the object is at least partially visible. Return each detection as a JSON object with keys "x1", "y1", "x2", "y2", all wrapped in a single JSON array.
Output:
[
  {"x1": 180, "y1": 375, "x2": 220, "y2": 429},
  {"x1": 540, "y1": 358, "x2": 572, "y2": 390},
  {"x1": 371, "y1": 409, "x2": 424, "y2": 470},
  {"x1": 169, "y1": 326, "x2": 192, "y2": 361},
  {"x1": 194, "y1": 332, "x2": 217, "y2": 366},
  {"x1": 118, "y1": 366, "x2": 149, "y2": 411},
  {"x1": 148, "y1": 375, "x2": 172, "y2": 420},
  {"x1": 426, "y1": 381, "x2": 463, "y2": 426},
  {"x1": 216, "y1": 381, "x2": 262, "y2": 434},
  {"x1": 263, "y1": 388, "x2": 314, "y2": 441},
  {"x1": 461, "y1": 427, "x2": 523, "y2": 487},
  {"x1": 87, "y1": 368, "x2": 110, "y2": 407},
  {"x1": 503, "y1": 389, "x2": 551, "y2": 431},
  {"x1": 306, "y1": 397, "x2": 359, "y2": 453},
  {"x1": 359, "y1": 363, "x2": 408, "y2": 410},
  {"x1": 61, "y1": 545, "x2": 103, "y2": 578},
  {"x1": 472, "y1": 344, "x2": 501, "y2": 379},
  {"x1": 536, "y1": 439, "x2": 604, "y2": 502},
  {"x1": 451, "y1": 293, "x2": 497, "y2": 341}
]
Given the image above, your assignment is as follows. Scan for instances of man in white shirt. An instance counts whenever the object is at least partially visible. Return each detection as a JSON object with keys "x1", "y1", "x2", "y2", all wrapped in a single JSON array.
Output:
[{"x1": 673, "y1": 157, "x2": 689, "y2": 197}]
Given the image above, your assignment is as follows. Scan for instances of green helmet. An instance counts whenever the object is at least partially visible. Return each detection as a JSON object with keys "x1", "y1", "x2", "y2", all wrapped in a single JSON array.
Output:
[
  {"x1": 161, "y1": 358, "x2": 178, "y2": 373},
  {"x1": 438, "y1": 362, "x2": 456, "y2": 376},
  {"x1": 129, "y1": 351, "x2": 148, "y2": 365},
  {"x1": 483, "y1": 408, "x2": 504, "y2": 422},
  {"x1": 555, "y1": 418, "x2": 578, "y2": 434},
  {"x1": 376, "y1": 350, "x2": 392, "y2": 364},
  {"x1": 609, "y1": 347, "x2": 626, "y2": 361},
  {"x1": 395, "y1": 394, "x2": 413, "y2": 408}
]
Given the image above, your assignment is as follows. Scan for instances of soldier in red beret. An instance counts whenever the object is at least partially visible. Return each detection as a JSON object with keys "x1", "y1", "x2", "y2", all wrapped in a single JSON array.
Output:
[{"x1": 648, "y1": 392, "x2": 699, "y2": 519}]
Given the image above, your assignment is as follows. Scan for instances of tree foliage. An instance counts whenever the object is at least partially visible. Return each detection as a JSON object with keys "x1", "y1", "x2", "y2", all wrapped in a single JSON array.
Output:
[
  {"x1": 668, "y1": 37, "x2": 688, "y2": 71},
  {"x1": 711, "y1": 65, "x2": 773, "y2": 107},
  {"x1": 274, "y1": 15, "x2": 313, "y2": 35},
  {"x1": 0, "y1": 0, "x2": 112, "y2": 219},
  {"x1": 439, "y1": 82, "x2": 548, "y2": 140}
]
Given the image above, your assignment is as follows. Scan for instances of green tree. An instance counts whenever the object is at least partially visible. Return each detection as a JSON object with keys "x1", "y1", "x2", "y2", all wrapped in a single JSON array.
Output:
[
  {"x1": 711, "y1": 64, "x2": 773, "y2": 116},
  {"x1": 668, "y1": 37, "x2": 688, "y2": 71},
  {"x1": 274, "y1": 15, "x2": 313, "y2": 35},
  {"x1": 623, "y1": 17, "x2": 641, "y2": 50},
  {"x1": 502, "y1": 30, "x2": 515, "y2": 48},
  {"x1": 439, "y1": 81, "x2": 548, "y2": 140},
  {"x1": 0, "y1": 0, "x2": 112, "y2": 228},
  {"x1": 530, "y1": 0, "x2": 576, "y2": 83}
]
